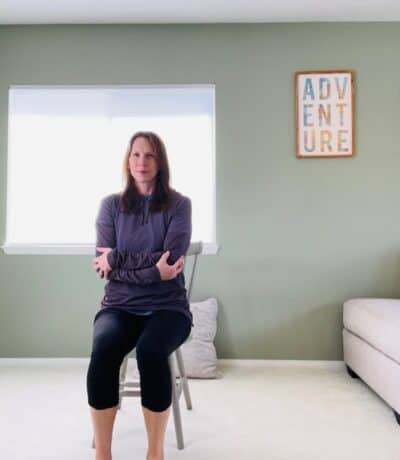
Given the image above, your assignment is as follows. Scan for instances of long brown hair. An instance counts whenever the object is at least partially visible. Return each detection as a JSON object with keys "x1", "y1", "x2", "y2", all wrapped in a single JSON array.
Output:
[{"x1": 119, "y1": 131, "x2": 172, "y2": 213}]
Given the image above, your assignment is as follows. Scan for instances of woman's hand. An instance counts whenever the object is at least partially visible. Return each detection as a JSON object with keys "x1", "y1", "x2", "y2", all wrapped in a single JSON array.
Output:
[
  {"x1": 92, "y1": 247, "x2": 112, "y2": 279},
  {"x1": 156, "y1": 251, "x2": 185, "y2": 281}
]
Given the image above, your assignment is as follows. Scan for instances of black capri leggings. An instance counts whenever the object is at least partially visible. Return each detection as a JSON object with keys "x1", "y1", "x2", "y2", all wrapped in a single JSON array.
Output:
[{"x1": 86, "y1": 307, "x2": 192, "y2": 412}]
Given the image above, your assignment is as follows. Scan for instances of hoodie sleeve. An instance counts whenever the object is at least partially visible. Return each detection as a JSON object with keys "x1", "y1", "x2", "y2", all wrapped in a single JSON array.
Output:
[
  {"x1": 107, "y1": 265, "x2": 161, "y2": 284},
  {"x1": 162, "y1": 196, "x2": 192, "y2": 264},
  {"x1": 95, "y1": 195, "x2": 116, "y2": 257},
  {"x1": 107, "y1": 248, "x2": 164, "y2": 270},
  {"x1": 106, "y1": 196, "x2": 192, "y2": 270},
  {"x1": 96, "y1": 195, "x2": 161, "y2": 285}
]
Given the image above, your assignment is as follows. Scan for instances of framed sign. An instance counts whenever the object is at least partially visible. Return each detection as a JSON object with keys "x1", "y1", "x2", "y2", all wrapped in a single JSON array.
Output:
[{"x1": 295, "y1": 70, "x2": 355, "y2": 158}]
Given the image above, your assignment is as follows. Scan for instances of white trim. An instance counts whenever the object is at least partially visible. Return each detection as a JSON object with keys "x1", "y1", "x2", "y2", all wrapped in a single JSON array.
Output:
[
  {"x1": 218, "y1": 359, "x2": 344, "y2": 367},
  {"x1": 201, "y1": 242, "x2": 219, "y2": 255},
  {"x1": 0, "y1": 358, "x2": 345, "y2": 366},
  {"x1": 1, "y1": 242, "x2": 220, "y2": 255}
]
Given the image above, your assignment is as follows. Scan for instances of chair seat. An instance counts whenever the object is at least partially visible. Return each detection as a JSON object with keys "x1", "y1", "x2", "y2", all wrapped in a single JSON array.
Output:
[{"x1": 343, "y1": 298, "x2": 400, "y2": 364}]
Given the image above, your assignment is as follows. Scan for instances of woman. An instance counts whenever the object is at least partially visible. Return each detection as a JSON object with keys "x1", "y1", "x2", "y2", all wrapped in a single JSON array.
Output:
[{"x1": 86, "y1": 131, "x2": 193, "y2": 460}]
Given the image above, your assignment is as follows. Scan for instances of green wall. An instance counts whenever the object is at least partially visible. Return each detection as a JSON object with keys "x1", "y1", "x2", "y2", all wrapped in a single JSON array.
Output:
[{"x1": 1, "y1": 24, "x2": 399, "y2": 359}]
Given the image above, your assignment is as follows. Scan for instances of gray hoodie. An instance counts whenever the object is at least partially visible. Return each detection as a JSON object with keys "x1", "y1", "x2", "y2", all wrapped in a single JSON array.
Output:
[{"x1": 95, "y1": 189, "x2": 193, "y2": 325}]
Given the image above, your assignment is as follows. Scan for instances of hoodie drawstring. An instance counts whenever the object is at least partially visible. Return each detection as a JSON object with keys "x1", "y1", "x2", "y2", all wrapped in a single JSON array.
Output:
[{"x1": 141, "y1": 195, "x2": 151, "y2": 225}]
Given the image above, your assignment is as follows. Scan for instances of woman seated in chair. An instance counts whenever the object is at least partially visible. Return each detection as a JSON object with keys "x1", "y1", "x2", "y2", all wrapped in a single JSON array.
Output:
[{"x1": 87, "y1": 131, "x2": 193, "y2": 460}]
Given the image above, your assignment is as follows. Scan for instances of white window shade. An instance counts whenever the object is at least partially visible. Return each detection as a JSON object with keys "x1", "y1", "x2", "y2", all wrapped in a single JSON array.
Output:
[{"x1": 3, "y1": 85, "x2": 218, "y2": 255}]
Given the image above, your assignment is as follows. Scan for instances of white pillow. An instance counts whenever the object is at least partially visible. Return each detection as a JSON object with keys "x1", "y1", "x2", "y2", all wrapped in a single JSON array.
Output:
[{"x1": 176, "y1": 297, "x2": 222, "y2": 379}]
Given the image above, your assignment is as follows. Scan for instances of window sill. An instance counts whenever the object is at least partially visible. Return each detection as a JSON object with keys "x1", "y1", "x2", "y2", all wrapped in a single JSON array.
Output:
[{"x1": 1, "y1": 242, "x2": 220, "y2": 255}]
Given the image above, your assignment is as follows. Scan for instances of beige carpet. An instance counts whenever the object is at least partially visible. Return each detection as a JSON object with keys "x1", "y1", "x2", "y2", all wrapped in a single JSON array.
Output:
[{"x1": 0, "y1": 359, "x2": 398, "y2": 459}]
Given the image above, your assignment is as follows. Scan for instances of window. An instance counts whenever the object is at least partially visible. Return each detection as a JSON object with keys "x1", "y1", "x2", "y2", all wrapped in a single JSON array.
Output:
[{"x1": 3, "y1": 85, "x2": 217, "y2": 255}]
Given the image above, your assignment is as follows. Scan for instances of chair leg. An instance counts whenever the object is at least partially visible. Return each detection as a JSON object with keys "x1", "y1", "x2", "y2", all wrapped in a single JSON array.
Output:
[
  {"x1": 118, "y1": 355, "x2": 129, "y2": 409},
  {"x1": 394, "y1": 410, "x2": 400, "y2": 426},
  {"x1": 175, "y1": 347, "x2": 193, "y2": 410},
  {"x1": 169, "y1": 353, "x2": 184, "y2": 450},
  {"x1": 120, "y1": 355, "x2": 129, "y2": 382}
]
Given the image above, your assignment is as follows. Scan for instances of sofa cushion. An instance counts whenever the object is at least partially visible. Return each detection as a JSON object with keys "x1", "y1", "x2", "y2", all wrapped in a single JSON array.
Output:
[{"x1": 343, "y1": 298, "x2": 400, "y2": 365}]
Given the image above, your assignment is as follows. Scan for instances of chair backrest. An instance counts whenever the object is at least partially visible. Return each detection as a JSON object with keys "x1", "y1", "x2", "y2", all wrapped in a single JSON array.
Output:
[{"x1": 184, "y1": 241, "x2": 203, "y2": 303}]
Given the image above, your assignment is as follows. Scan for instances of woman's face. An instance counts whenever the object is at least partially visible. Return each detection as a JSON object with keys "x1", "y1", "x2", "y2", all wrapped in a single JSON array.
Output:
[{"x1": 128, "y1": 137, "x2": 159, "y2": 188}]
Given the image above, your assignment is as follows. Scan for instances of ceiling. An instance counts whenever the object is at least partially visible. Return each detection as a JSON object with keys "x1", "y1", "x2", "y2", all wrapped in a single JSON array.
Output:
[{"x1": 1, "y1": 0, "x2": 400, "y2": 24}]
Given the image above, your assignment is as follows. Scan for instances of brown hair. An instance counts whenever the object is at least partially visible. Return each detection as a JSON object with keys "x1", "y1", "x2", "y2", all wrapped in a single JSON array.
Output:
[{"x1": 119, "y1": 131, "x2": 172, "y2": 214}]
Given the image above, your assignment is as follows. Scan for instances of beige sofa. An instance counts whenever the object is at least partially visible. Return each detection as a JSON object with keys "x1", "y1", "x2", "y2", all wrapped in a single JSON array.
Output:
[{"x1": 343, "y1": 298, "x2": 400, "y2": 426}]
